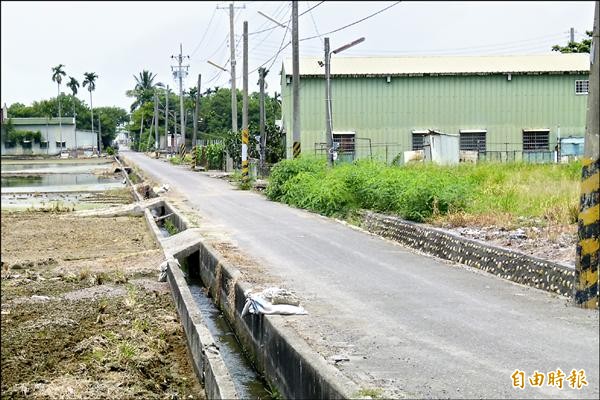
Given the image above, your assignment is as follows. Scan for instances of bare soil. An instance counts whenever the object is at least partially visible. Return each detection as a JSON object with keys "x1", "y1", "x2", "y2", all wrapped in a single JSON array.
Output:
[
  {"x1": 1, "y1": 211, "x2": 204, "y2": 399},
  {"x1": 430, "y1": 215, "x2": 577, "y2": 266}
]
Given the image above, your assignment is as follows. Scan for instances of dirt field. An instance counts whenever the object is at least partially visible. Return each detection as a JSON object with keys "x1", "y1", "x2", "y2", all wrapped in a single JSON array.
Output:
[{"x1": 1, "y1": 211, "x2": 204, "y2": 399}]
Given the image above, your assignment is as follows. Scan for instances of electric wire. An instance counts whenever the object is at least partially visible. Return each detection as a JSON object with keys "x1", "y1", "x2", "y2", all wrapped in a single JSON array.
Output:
[
  {"x1": 300, "y1": 1, "x2": 402, "y2": 41},
  {"x1": 190, "y1": 7, "x2": 218, "y2": 57}
]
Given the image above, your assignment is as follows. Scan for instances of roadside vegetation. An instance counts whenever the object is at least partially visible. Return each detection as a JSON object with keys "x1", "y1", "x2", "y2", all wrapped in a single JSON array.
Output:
[{"x1": 265, "y1": 157, "x2": 580, "y2": 227}]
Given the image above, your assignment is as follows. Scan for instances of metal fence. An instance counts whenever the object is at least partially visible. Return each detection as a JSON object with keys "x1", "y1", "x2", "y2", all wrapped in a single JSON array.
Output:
[{"x1": 311, "y1": 138, "x2": 584, "y2": 165}]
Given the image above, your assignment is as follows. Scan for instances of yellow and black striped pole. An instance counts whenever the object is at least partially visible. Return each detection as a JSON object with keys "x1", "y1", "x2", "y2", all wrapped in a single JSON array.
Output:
[
  {"x1": 576, "y1": 157, "x2": 599, "y2": 308},
  {"x1": 241, "y1": 128, "x2": 249, "y2": 183},
  {"x1": 293, "y1": 141, "x2": 301, "y2": 158},
  {"x1": 575, "y1": 1, "x2": 599, "y2": 309}
]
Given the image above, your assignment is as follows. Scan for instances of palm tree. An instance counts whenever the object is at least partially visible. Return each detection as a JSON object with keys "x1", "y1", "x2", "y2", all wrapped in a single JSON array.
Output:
[
  {"x1": 51, "y1": 64, "x2": 66, "y2": 152},
  {"x1": 126, "y1": 70, "x2": 158, "y2": 112},
  {"x1": 67, "y1": 77, "x2": 80, "y2": 154},
  {"x1": 82, "y1": 72, "x2": 98, "y2": 153}
]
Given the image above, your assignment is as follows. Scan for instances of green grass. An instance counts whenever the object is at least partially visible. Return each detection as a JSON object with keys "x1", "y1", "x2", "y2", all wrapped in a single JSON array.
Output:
[{"x1": 265, "y1": 157, "x2": 581, "y2": 226}]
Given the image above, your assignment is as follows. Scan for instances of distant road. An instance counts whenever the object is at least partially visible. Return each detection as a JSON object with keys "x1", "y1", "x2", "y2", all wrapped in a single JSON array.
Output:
[{"x1": 123, "y1": 151, "x2": 599, "y2": 399}]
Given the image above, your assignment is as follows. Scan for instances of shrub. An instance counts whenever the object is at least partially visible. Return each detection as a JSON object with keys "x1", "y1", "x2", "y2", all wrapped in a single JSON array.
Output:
[
  {"x1": 105, "y1": 146, "x2": 115, "y2": 156},
  {"x1": 266, "y1": 157, "x2": 326, "y2": 201}
]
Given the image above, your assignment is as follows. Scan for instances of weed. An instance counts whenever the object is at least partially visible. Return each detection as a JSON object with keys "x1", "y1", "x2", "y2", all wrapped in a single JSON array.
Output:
[
  {"x1": 356, "y1": 387, "x2": 384, "y2": 399},
  {"x1": 118, "y1": 341, "x2": 137, "y2": 361},
  {"x1": 266, "y1": 158, "x2": 580, "y2": 225},
  {"x1": 163, "y1": 219, "x2": 179, "y2": 236},
  {"x1": 265, "y1": 381, "x2": 283, "y2": 400},
  {"x1": 239, "y1": 179, "x2": 253, "y2": 190},
  {"x1": 132, "y1": 318, "x2": 150, "y2": 333}
]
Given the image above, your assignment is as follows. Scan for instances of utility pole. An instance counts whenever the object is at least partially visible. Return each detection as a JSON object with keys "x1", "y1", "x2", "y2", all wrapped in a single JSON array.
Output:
[
  {"x1": 97, "y1": 116, "x2": 102, "y2": 155},
  {"x1": 575, "y1": 0, "x2": 599, "y2": 309},
  {"x1": 171, "y1": 43, "x2": 189, "y2": 153},
  {"x1": 292, "y1": 0, "x2": 301, "y2": 158},
  {"x1": 242, "y1": 20, "x2": 249, "y2": 183},
  {"x1": 165, "y1": 85, "x2": 169, "y2": 151},
  {"x1": 173, "y1": 110, "x2": 178, "y2": 156},
  {"x1": 138, "y1": 112, "x2": 144, "y2": 152},
  {"x1": 258, "y1": 67, "x2": 267, "y2": 173},
  {"x1": 154, "y1": 91, "x2": 159, "y2": 154},
  {"x1": 193, "y1": 74, "x2": 201, "y2": 150},
  {"x1": 570, "y1": 27, "x2": 575, "y2": 43},
  {"x1": 217, "y1": 2, "x2": 244, "y2": 171},
  {"x1": 324, "y1": 37, "x2": 333, "y2": 167}
]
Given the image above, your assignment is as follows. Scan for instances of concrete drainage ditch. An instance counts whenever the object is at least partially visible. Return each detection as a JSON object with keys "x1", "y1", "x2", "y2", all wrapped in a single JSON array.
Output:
[{"x1": 141, "y1": 200, "x2": 359, "y2": 399}]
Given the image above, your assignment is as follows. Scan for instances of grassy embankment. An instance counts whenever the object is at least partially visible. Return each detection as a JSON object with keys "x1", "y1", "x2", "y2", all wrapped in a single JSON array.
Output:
[{"x1": 265, "y1": 157, "x2": 581, "y2": 228}]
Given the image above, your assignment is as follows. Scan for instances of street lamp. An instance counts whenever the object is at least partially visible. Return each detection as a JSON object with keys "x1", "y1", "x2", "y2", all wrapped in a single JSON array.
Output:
[{"x1": 324, "y1": 36, "x2": 365, "y2": 166}]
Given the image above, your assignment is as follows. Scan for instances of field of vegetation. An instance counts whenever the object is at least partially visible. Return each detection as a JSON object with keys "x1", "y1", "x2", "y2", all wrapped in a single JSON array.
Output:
[{"x1": 265, "y1": 157, "x2": 581, "y2": 228}]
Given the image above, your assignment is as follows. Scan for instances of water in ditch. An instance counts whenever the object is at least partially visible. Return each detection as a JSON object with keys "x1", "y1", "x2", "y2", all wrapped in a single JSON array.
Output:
[{"x1": 186, "y1": 278, "x2": 271, "y2": 400}]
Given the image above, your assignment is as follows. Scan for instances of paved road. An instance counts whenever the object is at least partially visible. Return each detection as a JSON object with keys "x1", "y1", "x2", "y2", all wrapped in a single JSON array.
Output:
[{"x1": 124, "y1": 151, "x2": 599, "y2": 399}]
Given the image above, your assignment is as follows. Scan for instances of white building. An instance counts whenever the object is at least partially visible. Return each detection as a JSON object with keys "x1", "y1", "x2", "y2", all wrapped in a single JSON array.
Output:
[{"x1": 1, "y1": 116, "x2": 98, "y2": 156}]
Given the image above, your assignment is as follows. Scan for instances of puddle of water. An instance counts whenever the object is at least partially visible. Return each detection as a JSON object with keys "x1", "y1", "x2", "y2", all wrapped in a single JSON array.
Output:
[
  {"x1": 187, "y1": 279, "x2": 270, "y2": 400},
  {"x1": 1, "y1": 160, "x2": 128, "y2": 208},
  {"x1": 1, "y1": 173, "x2": 120, "y2": 188},
  {"x1": 1, "y1": 163, "x2": 110, "y2": 174}
]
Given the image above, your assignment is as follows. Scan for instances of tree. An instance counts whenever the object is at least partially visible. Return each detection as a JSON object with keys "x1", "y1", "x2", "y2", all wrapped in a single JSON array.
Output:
[
  {"x1": 552, "y1": 30, "x2": 593, "y2": 53},
  {"x1": 67, "y1": 76, "x2": 79, "y2": 97},
  {"x1": 126, "y1": 70, "x2": 160, "y2": 112},
  {"x1": 82, "y1": 72, "x2": 98, "y2": 150},
  {"x1": 51, "y1": 64, "x2": 66, "y2": 151},
  {"x1": 95, "y1": 106, "x2": 129, "y2": 147}
]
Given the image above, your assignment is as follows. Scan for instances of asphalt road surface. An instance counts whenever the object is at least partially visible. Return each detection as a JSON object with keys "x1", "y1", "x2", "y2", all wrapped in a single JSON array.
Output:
[{"x1": 123, "y1": 151, "x2": 599, "y2": 399}]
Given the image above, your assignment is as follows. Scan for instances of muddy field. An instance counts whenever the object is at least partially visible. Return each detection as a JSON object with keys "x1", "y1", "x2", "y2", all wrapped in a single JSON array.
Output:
[{"x1": 1, "y1": 211, "x2": 204, "y2": 399}]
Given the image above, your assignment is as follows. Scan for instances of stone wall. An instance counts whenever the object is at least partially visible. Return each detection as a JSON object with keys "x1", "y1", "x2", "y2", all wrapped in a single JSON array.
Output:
[{"x1": 361, "y1": 211, "x2": 575, "y2": 297}]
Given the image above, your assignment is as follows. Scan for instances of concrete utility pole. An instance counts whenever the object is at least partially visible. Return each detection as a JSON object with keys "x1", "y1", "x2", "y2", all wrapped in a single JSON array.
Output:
[
  {"x1": 154, "y1": 92, "x2": 159, "y2": 152},
  {"x1": 193, "y1": 74, "x2": 201, "y2": 150},
  {"x1": 173, "y1": 110, "x2": 178, "y2": 156},
  {"x1": 242, "y1": 20, "x2": 249, "y2": 183},
  {"x1": 171, "y1": 43, "x2": 189, "y2": 152},
  {"x1": 165, "y1": 85, "x2": 169, "y2": 151},
  {"x1": 570, "y1": 27, "x2": 575, "y2": 43},
  {"x1": 258, "y1": 67, "x2": 267, "y2": 173},
  {"x1": 217, "y1": 3, "x2": 244, "y2": 171},
  {"x1": 97, "y1": 116, "x2": 102, "y2": 155},
  {"x1": 575, "y1": 0, "x2": 599, "y2": 309},
  {"x1": 324, "y1": 37, "x2": 333, "y2": 167},
  {"x1": 292, "y1": 0, "x2": 301, "y2": 158},
  {"x1": 138, "y1": 112, "x2": 144, "y2": 152}
]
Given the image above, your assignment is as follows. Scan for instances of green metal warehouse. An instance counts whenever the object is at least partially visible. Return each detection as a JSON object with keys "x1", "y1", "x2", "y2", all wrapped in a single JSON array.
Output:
[{"x1": 280, "y1": 54, "x2": 590, "y2": 163}]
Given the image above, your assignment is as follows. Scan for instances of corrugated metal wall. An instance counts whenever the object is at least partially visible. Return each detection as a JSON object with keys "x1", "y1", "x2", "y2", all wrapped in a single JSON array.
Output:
[{"x1": 281, "y1": 73, "x2": 588, "y2": 161}]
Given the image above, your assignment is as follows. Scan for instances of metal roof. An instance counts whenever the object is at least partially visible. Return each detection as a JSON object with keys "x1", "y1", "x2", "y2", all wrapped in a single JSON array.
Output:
[{"x1": 282, "y1": 54, "x2": 590, "y2": 77}]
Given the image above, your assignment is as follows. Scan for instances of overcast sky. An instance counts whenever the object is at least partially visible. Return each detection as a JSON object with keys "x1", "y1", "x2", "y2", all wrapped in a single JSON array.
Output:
[{"x1": 1, "y1": 1, "x2": 595, "y2": 112}]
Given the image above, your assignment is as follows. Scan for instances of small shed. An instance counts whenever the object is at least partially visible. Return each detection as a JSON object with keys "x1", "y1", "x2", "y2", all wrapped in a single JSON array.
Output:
[{"x1": 423, "y1": 130, "x2": 459, "y2": 165}]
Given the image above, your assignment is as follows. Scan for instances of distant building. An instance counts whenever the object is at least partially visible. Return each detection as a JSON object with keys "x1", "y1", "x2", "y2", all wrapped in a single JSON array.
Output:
[
  {"x1": 280, "y1": 53, "x2": 589, "y2": 163},
  {"x1": 1, "y1": 116, "x2": 97, "y2": 156}
]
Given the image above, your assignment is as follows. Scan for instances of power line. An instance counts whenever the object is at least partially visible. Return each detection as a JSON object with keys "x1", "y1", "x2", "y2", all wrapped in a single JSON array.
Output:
[
  {"x1": 306, "y1": 0, "x2": 324, "y2": 45},
  {"x1": 266, "y1": 12, "x2": 293, "y2": 73},
  {"x1": 191, "y1": 7, "x2": 218, "y2": 57},
  {"x1": 299, "y1": 1, "x2": 324, "y2": 17},
  {"x1": 300, "y1": 1, "x2": 402, "y2": 42}
]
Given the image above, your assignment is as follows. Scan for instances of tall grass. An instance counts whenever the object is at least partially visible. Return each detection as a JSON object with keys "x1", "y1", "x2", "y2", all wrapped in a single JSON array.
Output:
[{"x1": 266, "y1": 157, "x2": 580, "y2": 225}]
